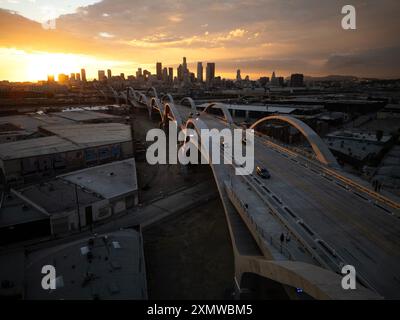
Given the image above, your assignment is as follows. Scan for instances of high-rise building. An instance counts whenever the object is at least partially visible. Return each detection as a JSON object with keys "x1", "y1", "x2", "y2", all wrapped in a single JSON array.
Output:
[
  {"x1": 156, "y1": 62, "x2": 162, "y2": 80},
  {"x1": 258, "y1": 76, "x2": 269, "y2": 86},
  {"x1": 236, "y1": 69, "x2": 242, "y2": 82},
  {"x1": 136, "y1": 68, "x2": 142, "y2": 79},
  {"x1": 143, "y1": 70, "x2": 151, "y2": 80},
  {"x1": 290, "y1": 73, "x2": 304, "y2": 87},
  {"x1": 270, "y1": 71, "x2": 278, "y2": 86},
  {"x1": 75, "y1": 73, "x2": 81, "y2": 81},
  {"x1": 197, "y1": 62, "x2": 203, "y2": 82},
  {"x1": 98, "y1": 70, "x2": 106, "y2": 81},
  {"x1": 168, "y1": 67, "x2": 173, "y2": 83},
  {"x1": 162, "y1": 67, "x2": 168, "y2": 83},
  {"x1": 70, "y1": 73, "x2": 76, "y2": 81},
  {"x1": 120, "y1": 73, "x2": 125, "y2": 80},
  {"x1": 182, "y1": 57, "x2": 187, "y2": 72},
  {"x1": 107, "y1": 69, "x2": 112, "y2": 79},
  {"x1": 206, "y1": 62, "x2": 215, "y2": 85},
  {"x1": 177, "y1": 64, "x2": 183, "y2": 82},
  {"x1": 47, "y1": 75, "x2": 55, "y2": 83},
  {"x1": 81, "y1": 69, "x2": 87, "y2": 82},
  {"x1": 58, "y1": 74, "x2": 69, "y2": 83},
  {"x1": 182, "y1": 57, "x2": 189, "y2": 84}
]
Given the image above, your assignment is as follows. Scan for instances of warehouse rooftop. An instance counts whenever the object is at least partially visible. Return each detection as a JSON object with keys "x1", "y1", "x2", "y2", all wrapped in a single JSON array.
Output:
[
  {"x1": 0, "y1": 136, "x2": 80, "y2": 160},
  {"x1": 52, "y1": 110, "x2": 120, "y2": 122},
  {"x1": 24, "y1": 229, "x2": 147, "y2": 300},
  {"x1": 40, "y1": 123, "x2": 132, "y2": 147},
  {"x1": 15, "y1": 179, "x2": 102, "y2": 214},
  {"x1": 59, "y1": 158, "x2": 138, "y2": 200}
]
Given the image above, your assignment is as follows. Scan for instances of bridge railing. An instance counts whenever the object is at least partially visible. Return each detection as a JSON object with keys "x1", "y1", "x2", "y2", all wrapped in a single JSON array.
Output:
[{"x1": 227, "y1": 184, "x2": 294, "y2": 260}]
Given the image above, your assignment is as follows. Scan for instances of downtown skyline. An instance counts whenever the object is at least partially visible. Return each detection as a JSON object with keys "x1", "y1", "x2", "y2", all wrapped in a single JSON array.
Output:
[{"x1": 0, "y1": 0, "x2": 400, "y2": 82}]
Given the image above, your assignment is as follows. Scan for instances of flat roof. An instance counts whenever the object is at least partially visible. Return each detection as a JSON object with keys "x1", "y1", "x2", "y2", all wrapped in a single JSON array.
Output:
[
  {"x1": 0, "y1": 115, "x2": 75, "y2": 133},
  {"x1": 326, "y1": 138, "x2": 383, "y2": 160},
  {"x1": 41, "y1": 123, "x2": 132, "y2": 147},
  {"x1": 326, "y1": 130, "x2": 391, "y2": 144},
  {"x1": 52, "y1": 110, "x2": 120, "y2": 122},
  {"x1": 16, "y1": 179, "x2": 102, "y2": 214},
  {"x1": 0, "y1": 193, "x2": 48, "y2": 228},
  {"x1": 0, "y1": 136, "x2": 81, "y2": 160},
  {"x1": 59, "y1": 159, "x2": 138, "y2": 199},
  {"x1": 25, "y1": 229, "x2": 147, "y2": 299}
]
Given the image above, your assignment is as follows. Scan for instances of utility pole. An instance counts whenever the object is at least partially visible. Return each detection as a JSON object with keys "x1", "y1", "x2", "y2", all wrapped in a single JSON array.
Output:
[
  {"x1": 127, "y1": 88, "x2": 136, "y2": 156},
  {"x1": 74, "y1": 184, "x2": 82, "y2": 232}
]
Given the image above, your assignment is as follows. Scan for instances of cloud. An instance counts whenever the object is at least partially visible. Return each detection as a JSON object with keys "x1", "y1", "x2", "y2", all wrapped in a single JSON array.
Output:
[
  {"x1": 323, "y1": 47, "x2": 400, "y2": 78},
  {"x1": 1, "y1": 0, "x2": 400, "y2": 78}
]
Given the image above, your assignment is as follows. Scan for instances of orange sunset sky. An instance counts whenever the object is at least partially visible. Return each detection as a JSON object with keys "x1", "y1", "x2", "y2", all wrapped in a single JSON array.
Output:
[{"x1": 0, "y1": 0, "x2": 399, "y2": 82}]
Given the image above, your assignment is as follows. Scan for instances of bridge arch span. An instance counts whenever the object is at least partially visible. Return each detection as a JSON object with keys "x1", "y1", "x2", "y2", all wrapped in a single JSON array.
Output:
[
  {"x1": 161, "y1": 93, "x2": 174, "y2": 104},
  {"x1": 150, "y1": 97, "x2": 164, "y2": 121},
  {"x1": 146, "y1": 86, "x2": 158, "y2": 99},
  {"x1": 180, "y1": 97, "x2": 197, "y2": 113},
  {"x1": 203, "y1": 103, "x2": 234, "y2": 125},
  {"x1": 236, "y1": 256, "x2": 378, "y2": 300},
  {"x1": 250, "y1": 115, "x2": 339, "y2": 168},
  {"x1": 164, "y1": 102, "x2": 183, "y2": 129}
]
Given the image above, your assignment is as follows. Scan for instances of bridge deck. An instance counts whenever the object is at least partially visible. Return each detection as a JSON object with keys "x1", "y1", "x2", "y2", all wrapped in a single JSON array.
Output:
[{"x1": 252, "y1": 138, "x2": 400, "y2": 298}]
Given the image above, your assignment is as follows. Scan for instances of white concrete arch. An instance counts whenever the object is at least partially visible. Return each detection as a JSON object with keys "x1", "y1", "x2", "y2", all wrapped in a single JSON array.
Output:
[
  {"x1": 180, "y1": 97, "x2": 197, "y2": 113},
  {"x1": 251, "y1": 115, "x2": 339, "y2": 168},
  {"x1": 164, "y1": 102, "x2": 183, "y2": 129},
  {"x1": 203, "y1": 102, "x2": 234, "y2": 125}
]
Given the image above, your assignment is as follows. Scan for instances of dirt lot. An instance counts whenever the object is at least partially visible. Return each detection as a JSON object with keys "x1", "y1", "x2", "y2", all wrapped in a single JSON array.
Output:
[{"x1": 143, "y1": 195, "x2": 234, "y2": 300}]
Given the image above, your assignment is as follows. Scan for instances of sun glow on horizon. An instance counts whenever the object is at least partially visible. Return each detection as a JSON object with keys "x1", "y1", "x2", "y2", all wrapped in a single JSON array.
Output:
[{"x1": 0, "y1": 48, "x2": 136, "y2": 82}]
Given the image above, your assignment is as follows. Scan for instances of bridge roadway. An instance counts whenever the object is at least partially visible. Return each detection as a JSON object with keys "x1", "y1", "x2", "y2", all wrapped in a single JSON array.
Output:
[
  {"x1": 120, "y1": 89, "x2": 400, "y2": 299},
  {"x1": 189, "y1": 112, "x2": 400, "y2": 299}
]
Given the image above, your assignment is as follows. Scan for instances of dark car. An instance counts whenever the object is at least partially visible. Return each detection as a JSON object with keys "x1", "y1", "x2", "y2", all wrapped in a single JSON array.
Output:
[{"x1": 256, "y1": 166, "x2": 271, "y2": 179}]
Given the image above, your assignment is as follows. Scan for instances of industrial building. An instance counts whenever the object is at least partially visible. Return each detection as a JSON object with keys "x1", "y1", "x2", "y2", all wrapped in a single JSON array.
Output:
[
  {"x1": 13, "y1": 179, "x2": 108, "y2": 235},
  {"x1": 11, "y1": 158, "x2": 138, "y2": 236},
  {"x1": 0, "y1": 192, "x2": 51, "y2": 245},
  {"x1": 0, "y1": 123, "x2": 133, "y2": 184},
  {"x1": 325, "y1": 130, "x2": 392, "y2": 167},
  {"x1": 0, "y1": 229, "x2": 147, "y2": 299},
  {"x1": 59, "y1": 158, "x2": 139, "y2": 215}
]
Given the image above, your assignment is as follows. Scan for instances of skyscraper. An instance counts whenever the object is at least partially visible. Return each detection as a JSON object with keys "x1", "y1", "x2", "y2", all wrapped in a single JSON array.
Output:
[
  {"x1": 58, "y1": 73, "x2": 69, "y2": 83},
  {"x1": 98, "y1": 70, "x2": 106, "y2": 81},
  {"x1": 206, "y1": 62, "x2": 215, "y2": 85},
  {"x1": 75, "y1": 73, "x2": 81, "y2": 81},
  {"x1": 182, "y1": 57, "x2": 189, "y2": 84},
  {"x1": 81, "y1": 68, "x2": 87, "y2": 82},
  {"x1": 107, "y1": 69, "x2": 112, "y2": 79},
  {"x1": 136, "y1": 68, "x2": 142, "y2": 79},
  {"x1": 162, "y1": 67, "x2": 168, "y2": 83},
  {"x1": 236, "y1": 69, "x2": 242, "y2": 82},
  {"x1": 70, "y1": 73, "x2": 76, "y2": 81},
  {"x1": 182, "y1": 57, "x2": 187, "y2": 72},
  {"x1": 156, "y1": 62, "x2": 162, "y2": 80},
  {"x1": 290, "y1": 73, "x2": 304, "y2": 87},
  {"x1": 271, "y1": 71, "x2": 278, "y2": 86},
  {"x1": 197, "y1": 62, "x2": 203, "y2": 82},
  {"x1": 168, "y1": 67, "x2": 173, "y2": 83},
  {"x1": 177, "y1": 64, "x2": 183, "y2": 82}
]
